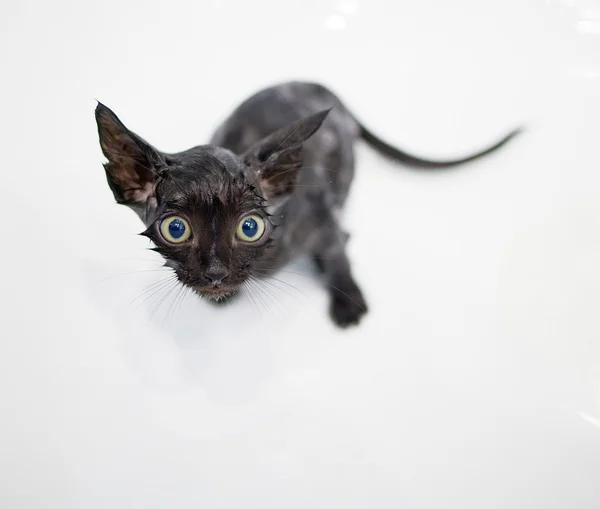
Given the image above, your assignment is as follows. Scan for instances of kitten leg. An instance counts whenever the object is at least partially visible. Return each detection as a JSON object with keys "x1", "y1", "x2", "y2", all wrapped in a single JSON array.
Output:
[{"x1": 312, "y1": 223, "x2": 368, "y2": 327}]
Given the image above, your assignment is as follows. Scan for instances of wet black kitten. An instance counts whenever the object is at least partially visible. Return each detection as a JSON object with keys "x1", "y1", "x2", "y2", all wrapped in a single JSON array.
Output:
[{"x1": 95, "y1": 81, "x2": 520, "y2": 327}]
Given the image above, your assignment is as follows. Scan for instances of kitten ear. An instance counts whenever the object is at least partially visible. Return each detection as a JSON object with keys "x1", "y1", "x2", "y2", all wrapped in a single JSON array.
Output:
[
  {"x1": 243, "y1": 109, "x2": 330, "y2": 203},
  {"x1": 95, "y1": 102, "x2": 162, "y2": 206}
]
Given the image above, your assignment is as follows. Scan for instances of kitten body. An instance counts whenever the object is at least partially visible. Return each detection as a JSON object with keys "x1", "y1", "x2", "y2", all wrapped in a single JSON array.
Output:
[{"x1": 95, "y1": 81, "x2": 520, "y2": 326}]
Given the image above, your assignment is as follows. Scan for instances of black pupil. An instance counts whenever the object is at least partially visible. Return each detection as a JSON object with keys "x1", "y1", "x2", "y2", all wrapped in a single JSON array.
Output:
[
  {"x1": 242, "y1": 218, "x2": 258, "y2": 237},
  {"x1": 169, "y1": 219, "x2": 186, "y2": 239}
]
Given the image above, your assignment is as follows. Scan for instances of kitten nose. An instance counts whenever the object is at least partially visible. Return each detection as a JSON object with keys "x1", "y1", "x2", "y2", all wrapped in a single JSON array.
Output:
[{"x1": 204, "y1": 267, "x2": 229, "y2": 284}]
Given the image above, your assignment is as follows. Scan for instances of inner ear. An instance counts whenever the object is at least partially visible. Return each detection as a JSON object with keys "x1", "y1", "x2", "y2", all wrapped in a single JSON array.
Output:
[
  {"x1": 243, "y1": 109, "x2": 330, "y2": 202},
  {"x1": 95, "y1": 102, "x2": 162, "y2": 206}
]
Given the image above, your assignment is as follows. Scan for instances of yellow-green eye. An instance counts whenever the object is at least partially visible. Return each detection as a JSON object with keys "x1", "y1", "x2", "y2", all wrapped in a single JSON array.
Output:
[
  {"x1": 160, "y1": 216, "x2": 191, "y2": 243},
  {"x1": 236, "y1": 215, "x2": 265, "y2": 242}
]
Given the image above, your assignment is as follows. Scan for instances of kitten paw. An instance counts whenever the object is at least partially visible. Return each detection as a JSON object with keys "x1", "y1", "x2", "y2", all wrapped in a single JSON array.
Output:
[{"x1": 329, "y1": 285, "x2": 368, "y2": 328}]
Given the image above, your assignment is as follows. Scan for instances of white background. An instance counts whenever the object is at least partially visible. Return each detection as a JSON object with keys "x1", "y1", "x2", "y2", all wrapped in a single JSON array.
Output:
[{"x1": 1, "y1": 0, "x2": 600, "y2": 507}]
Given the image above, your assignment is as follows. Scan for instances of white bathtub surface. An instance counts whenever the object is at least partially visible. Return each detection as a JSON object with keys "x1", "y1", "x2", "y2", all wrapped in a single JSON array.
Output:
[{"x1": 1, "y1": 0, "x2": 599, "y2": 507}]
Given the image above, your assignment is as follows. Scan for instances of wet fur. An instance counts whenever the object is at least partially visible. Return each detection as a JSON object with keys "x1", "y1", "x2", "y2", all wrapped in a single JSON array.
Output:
[{"x1": 95, "y1": 81, "x2": 520, "y2": 327}]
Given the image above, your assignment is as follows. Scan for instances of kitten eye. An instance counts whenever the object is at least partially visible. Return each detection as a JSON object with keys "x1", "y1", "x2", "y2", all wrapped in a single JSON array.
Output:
[
  {"x1": 160, "y1": 216, "x2": 191, "y2": 244},
  {"x1": 236, "y1": 215, "x2": 265, "y2": 242}
]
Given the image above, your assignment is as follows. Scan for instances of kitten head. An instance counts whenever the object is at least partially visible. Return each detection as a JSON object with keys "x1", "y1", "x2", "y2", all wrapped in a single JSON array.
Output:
[{"x1": 95, "y1": 102, "x2": 328, "y2": 300}]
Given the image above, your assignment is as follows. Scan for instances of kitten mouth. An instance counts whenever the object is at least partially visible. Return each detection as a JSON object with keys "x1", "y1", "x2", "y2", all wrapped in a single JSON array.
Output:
[{"x1": 197, "y1": 284, "x2": 236, "y2": 301}]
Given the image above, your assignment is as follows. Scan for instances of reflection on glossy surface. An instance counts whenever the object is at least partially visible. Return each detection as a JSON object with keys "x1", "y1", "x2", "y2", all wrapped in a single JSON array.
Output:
[
  {"x1": 1, "y1": 0, "x2": 600, "y2": 508},
  {"x1": 578, "y1": 19, "x2": 600, "y2": 33}
]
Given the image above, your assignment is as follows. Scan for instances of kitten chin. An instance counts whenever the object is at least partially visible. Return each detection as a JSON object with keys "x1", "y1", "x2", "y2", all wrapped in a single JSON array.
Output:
[{"x1": 194, "y1": 285, "x2": 238, "y2": 302}]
